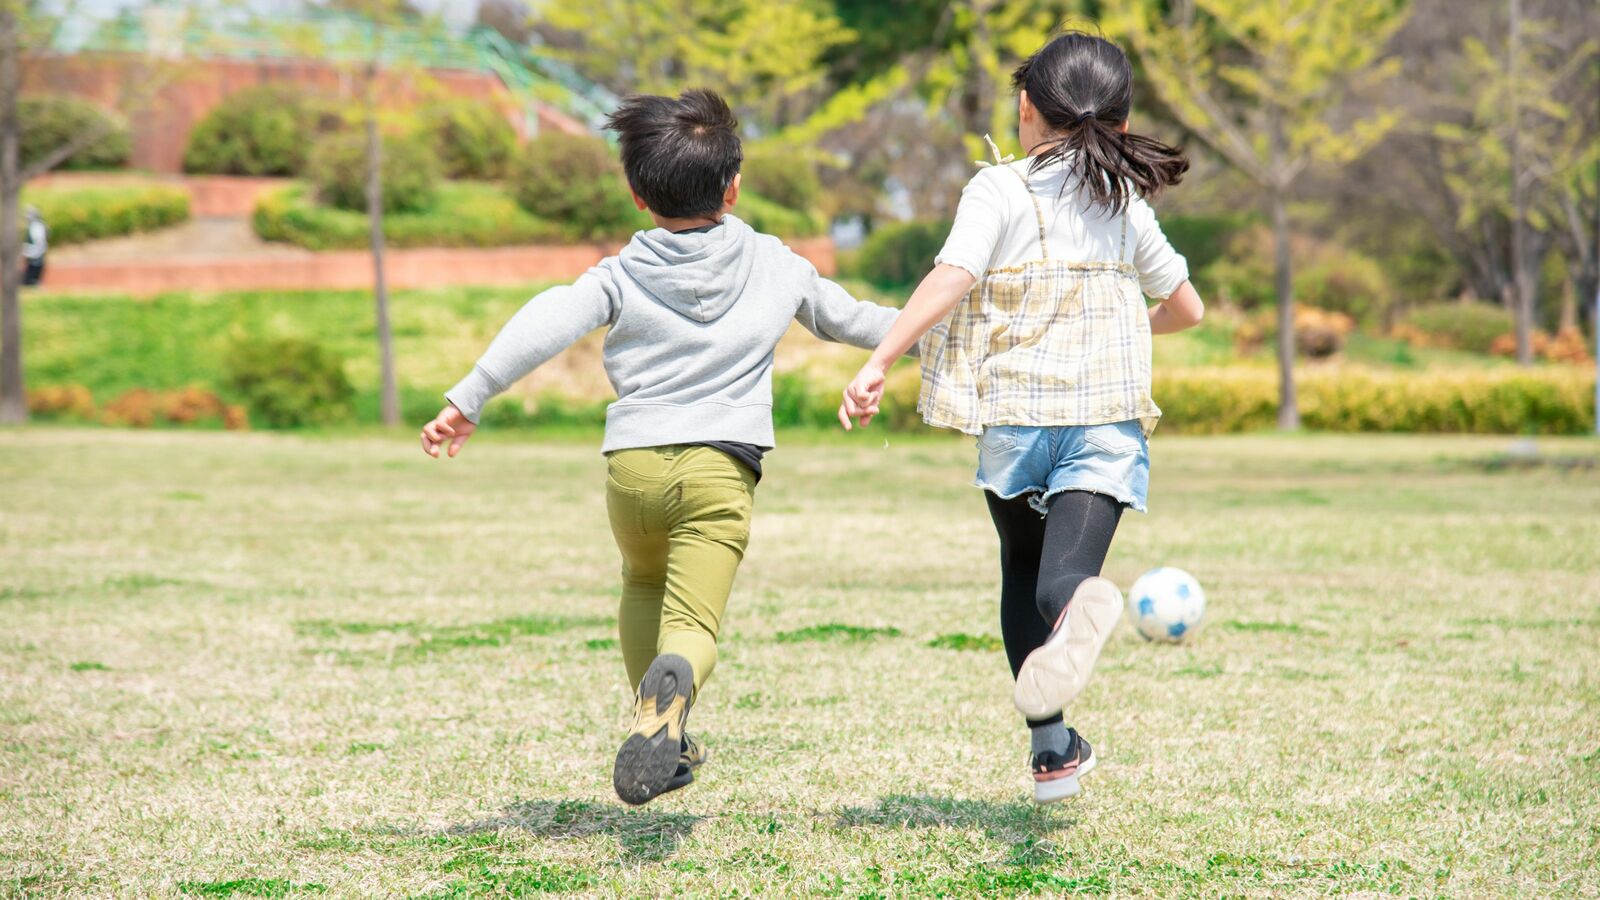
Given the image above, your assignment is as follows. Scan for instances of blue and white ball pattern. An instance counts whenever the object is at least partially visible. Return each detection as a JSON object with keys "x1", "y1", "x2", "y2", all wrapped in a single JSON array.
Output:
[{"x1": 1127, "y1": 567, "x2": 1206, "y2": 643}]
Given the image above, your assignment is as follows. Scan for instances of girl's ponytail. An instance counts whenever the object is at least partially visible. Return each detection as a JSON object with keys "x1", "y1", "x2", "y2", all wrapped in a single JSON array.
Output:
[{"x1": 1013, "y1": 32, "x2": 1189, "y2": 215}]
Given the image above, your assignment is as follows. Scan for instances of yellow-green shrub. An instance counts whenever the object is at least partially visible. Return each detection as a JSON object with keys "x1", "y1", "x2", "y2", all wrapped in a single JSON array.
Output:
[
  {"x1": 1155, "y1": 367, "x2": 1596, "y2": 435},
  {"x1": 23, "y1": 184, "x2": 190, "y2": 245}
]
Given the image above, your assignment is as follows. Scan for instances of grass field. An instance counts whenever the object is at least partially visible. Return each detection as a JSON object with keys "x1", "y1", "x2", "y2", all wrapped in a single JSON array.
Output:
[{"x1": 3, "y1": 429, "x2": 1598, "y2": 897}]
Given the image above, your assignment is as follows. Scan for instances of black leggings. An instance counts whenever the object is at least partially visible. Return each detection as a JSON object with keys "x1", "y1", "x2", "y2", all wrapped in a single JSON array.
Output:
[{"x1": 986, "y1": 490, "x2": 1123, "y2": 725}]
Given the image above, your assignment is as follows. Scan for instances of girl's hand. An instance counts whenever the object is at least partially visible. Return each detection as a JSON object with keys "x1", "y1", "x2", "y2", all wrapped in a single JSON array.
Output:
[
  {"x1": 838, "y1": 363, "x2": 887, "y2": 430},
  {"x1": 421, "y1": 404, "x2": 477, "y2": 458}
]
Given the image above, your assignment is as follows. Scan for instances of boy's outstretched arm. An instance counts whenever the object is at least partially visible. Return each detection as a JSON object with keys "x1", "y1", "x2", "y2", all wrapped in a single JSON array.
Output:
[
  {"x1": 421, "y1": 270, "x2": 618, "y2": 458},
  {"x1": 839, "y1": 263, "x2": 975, "y2": 430},
  {"x1": 792, "y1": 256, "x2": 910, "y2": 351}
]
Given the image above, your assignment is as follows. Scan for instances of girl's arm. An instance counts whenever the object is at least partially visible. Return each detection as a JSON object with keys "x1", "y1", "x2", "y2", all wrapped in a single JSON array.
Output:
[
  {"x1": 1148, "y1": 280, "x2": 1204, "y2": 335},
  {"x1": 839, "y1": 263, "x2": 976, "y2": 429}
]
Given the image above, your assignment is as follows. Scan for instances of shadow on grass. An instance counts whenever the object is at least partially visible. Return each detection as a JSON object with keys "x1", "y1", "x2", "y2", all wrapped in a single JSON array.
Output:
[
  {"x1": 443, "y1": 798, "x2": 701, "y2": 863},
  {"x1": 833, "y1": 793, "x2": 1072, "y2": 864}
]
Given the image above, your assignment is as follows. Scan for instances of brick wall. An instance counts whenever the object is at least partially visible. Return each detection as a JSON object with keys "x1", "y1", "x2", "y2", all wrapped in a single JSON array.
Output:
[{"x1": 24, "y1": 53, "x2": 587, "y2": 174}]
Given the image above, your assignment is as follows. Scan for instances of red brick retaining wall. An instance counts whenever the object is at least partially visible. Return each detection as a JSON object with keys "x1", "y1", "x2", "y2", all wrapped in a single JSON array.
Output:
[
  {"x1": 24, "y1": 53, "x2": 586, "y2": 174},
  {"x1": 44, "y1": 236, "x2": 839, "y2": 295}
]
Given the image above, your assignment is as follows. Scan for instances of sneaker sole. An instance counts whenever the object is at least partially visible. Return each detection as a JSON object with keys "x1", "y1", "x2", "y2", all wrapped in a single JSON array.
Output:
[
  {"x1": 1033, "y1": 752, "x2": 1097, "y2": 805},
  {"x1": 1013, "y1": 577, "x2": 1124, "y2": 719},
  {"x1": 613, "y1": 654, "x2": 693, "y2": 806}
]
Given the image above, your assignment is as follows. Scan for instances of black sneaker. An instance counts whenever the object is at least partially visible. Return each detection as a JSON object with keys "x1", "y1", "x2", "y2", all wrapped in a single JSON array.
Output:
[
  {"x1": 613, "y1": 654, "x2": 693, "y2": 806},
  {"x1": 1031, "y1": 728, "x2": 1096, "y2": 804},
  {"x1": 659, "y1": 732, "x2": 708, "y2": 797}
]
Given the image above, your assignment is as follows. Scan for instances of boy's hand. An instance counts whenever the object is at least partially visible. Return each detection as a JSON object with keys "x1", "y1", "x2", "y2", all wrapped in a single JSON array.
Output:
[
  {"x1": 420, "y1": 404, "x2": 476, "y2": 458},
  {"x1": 838, "y1": 362, "x2": 886, "y2": 430}
]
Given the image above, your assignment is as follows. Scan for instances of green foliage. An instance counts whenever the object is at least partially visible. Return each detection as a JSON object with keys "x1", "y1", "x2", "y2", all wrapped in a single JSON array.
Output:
[
  {"x1": 20, "y1": 94, "x2": 131, "y2": 171},
  {"x1": 22, "y1": 184, "x2": 189, "y2": 245},
  {"x1": 1400, "y1": 303, "x2": 1515, "y2": 354},
  {"x1": 420, "y1": 101, "x2": 518, "y2": 180},
  {"x1": 224, "y1": 336, "x2": 355, "y2": 429},
  {"x1": 306, "y1": 132, "x2": 440, "y2": 214},
  {"x1": 542, "y1": 0, "x2": 853, "y2": 125},
  {"x1": 253, "y1": 183, "x2": 558, "y2": 250},
  {"x1": 736, "y1": 192, "x2": 825, "y2": 238},
  {"x1": 845, "y1": 220, "x2": 951, "y2": 288},
  {"x1": 183, "y1": 86, "x2": 332, "y2": 177},
  {"x1": 1203, "y1": 227, "x2": 1396, "y2": 324},
  {"x1": 1161, "y1": 214, "x2": 1254, "y2": 275},
  {"x1": 508, "y1": 132, "x2": 644, "y2": 240},
  {"x1": 740, "y1": 148, "x2": 821, "y2": 213}
]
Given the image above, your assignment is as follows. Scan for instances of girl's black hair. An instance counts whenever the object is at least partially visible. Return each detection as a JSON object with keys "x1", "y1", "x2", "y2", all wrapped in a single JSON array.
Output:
[{"x1": 1012, "y1": 31, "x2": 1188, "y2": 214}]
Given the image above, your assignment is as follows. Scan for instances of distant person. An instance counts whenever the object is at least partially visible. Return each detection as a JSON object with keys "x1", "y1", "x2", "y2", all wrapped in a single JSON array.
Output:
[
  {"x1": 22, "y1": 205, "x2": 47, "y2": 287},
  {"x1": 838, "y1": 31, "x2": 1206, "y2": 804},
  {"x1": 420, "y1": 90, "x2": 911, "y2": 806}
]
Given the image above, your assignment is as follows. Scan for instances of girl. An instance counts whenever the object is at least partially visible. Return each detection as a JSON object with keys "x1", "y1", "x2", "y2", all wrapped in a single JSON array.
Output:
[{"x1": 839, "y1": 31, "x2": 1205, "y2": 804}]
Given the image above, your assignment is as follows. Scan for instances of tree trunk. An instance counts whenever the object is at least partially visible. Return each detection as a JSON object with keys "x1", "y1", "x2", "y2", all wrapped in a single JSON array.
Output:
[
  {"x1": 0, "y1": 6, "x2": 24, "y2": 425},
  {"x1": 1270, "y1": 185, "x2": 1299, "y2": 430},
  {"x1": 365, "y1": 66, "x2": 398, "y2": 428},
  {"x1": 1507, "y1": 0, "x2": 1534, "y2": 365}
]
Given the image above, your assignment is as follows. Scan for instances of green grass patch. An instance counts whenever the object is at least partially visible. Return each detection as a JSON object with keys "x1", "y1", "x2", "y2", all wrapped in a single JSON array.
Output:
[
  {"x1": 1223, "y1": 620, "x2": 1323, "y2": 635},
  {"x1": 68, "y1": 661, "x2": 109, "y2": 672},
  {"x1": 295, "y1": 615, "x2": 608, "y2": 660},
  {"x1": 253, "y1": 182, "x2": 560, "y2": 251},
  {"x1": 773, "y1": 623, "x2": 902, "y2": 643},
  {"x1": 424, "y1": 863, "x2": 595, "y2": 897},
  {"x1": 178, "y1": 879, "x2": 326, "y2": 897},
  {"x1": 927, "y1": 632, "x2": 1005, "y2": 652}
]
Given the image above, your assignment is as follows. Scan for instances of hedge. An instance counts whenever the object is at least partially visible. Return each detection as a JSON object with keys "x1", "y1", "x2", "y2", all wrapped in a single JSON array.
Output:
[
  {"x1": 254, "y1": 182, "x2": 559, "y2": 250},
  {"x1": 421, "y1": 101, "x2": 518, "y2": 180},
  {"x1": 755, "y1": 365, "x2": 1597, "y2": 435},
  {"x1": 23, "y1": 184, "x2": 190, "y2": 245},
  {"x1": 307, "y1": 132, "x2": 440, "y2": 214},
  {"x1": 737, "y1": 192, "x2": 825, "y2": 238},
  {"x1": 846, "y1": 219, "x2": 952, "y2": 288}
]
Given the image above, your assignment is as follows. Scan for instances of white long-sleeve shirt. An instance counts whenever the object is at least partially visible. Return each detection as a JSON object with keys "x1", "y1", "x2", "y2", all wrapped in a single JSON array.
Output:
[{"x1": 934, "y1": 155, "x2": 1189, "y2": 300}]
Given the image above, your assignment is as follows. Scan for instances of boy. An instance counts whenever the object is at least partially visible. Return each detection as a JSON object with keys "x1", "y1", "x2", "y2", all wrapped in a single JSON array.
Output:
[{"x1": 420, "y1": 89, "x2": 906, "y2": 806}]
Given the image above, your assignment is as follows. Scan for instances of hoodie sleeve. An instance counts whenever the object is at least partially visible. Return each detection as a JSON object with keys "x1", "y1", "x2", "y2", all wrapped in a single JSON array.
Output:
[
  {"x1": 444, "y1": 266, "x2": 619, "y2": 423},
  {"x1": 792, "y1": 256, "x2": 915, "y2": 356}
]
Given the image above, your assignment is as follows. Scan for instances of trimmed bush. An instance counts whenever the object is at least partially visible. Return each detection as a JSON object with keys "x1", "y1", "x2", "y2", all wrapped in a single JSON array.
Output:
[
  {"x1": 509, "y1": 132, "x2": 643, "y2": 240},
  {"x1": 1397, "y1": 302, "x2": 1513, "y2": 354},
  {"x1": 848, "y1": 219, "x2": 952, "y2": 288},
  {"x1": 306, "y1": 132, "x2": 440, "y2": 214},
  {"x1": 254, "y1": 182, "x2": 559, "y2": 250},
  {"x1": 421, "y1": 101, "x2": 518, "y2": 180},
  {"x1": 737, "y1": 192, "x2": 825, "y2": 238},
  {"x1": 23, "y1": 184, "x2": 190, "y2": 245},
  {"x1": 20, "y1": 95, "x2": 131, "y2": 171},
  {"x1": 741, "y1": 149, "x2": 821, "y2": 214},
  {"x1": 1153, "y1": 367, "x2": 1595, "y2": 435},
  {"x1": 224, "y1": 336, "x2": 354, "y2": 428},
  {"x1": 27, "y1": 384, "x2": 96, "y2": 421},
  {"x1": 101, "y1": 386, "x2": 247, "y2": 430},
  {"x1": 183, "y1": 86, "x2": 333, "y2": 176}
]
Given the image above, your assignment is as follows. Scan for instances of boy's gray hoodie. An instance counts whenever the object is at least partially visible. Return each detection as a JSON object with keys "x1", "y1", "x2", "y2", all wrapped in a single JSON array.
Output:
[{"x1": 445, "y1": 215, "x2": 903, "y2": 452}]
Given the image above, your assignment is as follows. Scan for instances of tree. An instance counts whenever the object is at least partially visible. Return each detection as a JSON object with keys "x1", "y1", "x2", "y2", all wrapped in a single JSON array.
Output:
[
  {"x1": 0, "y1": 2, "x2": 174, "y2": 424},
  {"x1": 540, "y1": 0, "x2": 853, "y2": 129},
  {"x1": 1107, "y1": 0, "x2": 1409, "y2": 428},
  {"x1": 283, "y1": 5, "x2": 444, "y2": 427},
  {"x1": 1426, "y1": 3, "x2": 1596, "y2": 363}
]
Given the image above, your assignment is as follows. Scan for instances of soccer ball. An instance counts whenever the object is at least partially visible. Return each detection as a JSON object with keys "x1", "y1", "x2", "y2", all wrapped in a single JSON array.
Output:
[{"x1": 1127, "y1": 567, "x2": 1206, "y2": 643}]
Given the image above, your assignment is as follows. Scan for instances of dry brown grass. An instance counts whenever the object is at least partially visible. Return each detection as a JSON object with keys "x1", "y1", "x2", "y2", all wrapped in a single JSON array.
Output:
[{"x1": 2, "y1": 429, "x2": 1598, "y2": 897}]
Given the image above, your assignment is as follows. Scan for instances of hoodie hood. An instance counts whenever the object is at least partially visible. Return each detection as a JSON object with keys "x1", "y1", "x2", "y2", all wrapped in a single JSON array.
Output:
[{"x1": 617, "y1": 214, "x2": 757, "y2": 323}]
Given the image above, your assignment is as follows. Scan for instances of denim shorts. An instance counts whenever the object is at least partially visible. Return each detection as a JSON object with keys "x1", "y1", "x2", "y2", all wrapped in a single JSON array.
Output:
[{"x1": 974, "y1": 421, "x2": 1149, "y2": 514}]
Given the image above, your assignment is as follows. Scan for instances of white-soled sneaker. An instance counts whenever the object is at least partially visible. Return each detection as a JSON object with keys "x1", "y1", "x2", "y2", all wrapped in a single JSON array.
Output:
[
  {"x1": 1013, "y1": 577, "x2": 1123, "y2": 719},
  {"x1": 1031, "y1": 728, "x2": 1097, "y2": 804}
]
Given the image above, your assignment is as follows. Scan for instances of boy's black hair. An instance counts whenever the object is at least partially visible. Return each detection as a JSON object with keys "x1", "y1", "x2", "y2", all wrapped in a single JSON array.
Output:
[
  {"x1": 604, "y1": 89, "x2": 742, "y2": 219},
  {"x1": 1013, "y1": 31, "x2": 1189, "y2": 214}
]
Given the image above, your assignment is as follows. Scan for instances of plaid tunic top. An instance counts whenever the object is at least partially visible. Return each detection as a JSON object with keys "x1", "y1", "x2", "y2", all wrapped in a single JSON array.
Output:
[{"x1": 918, "y1": 163, "x2": 1162, "y2": 437}]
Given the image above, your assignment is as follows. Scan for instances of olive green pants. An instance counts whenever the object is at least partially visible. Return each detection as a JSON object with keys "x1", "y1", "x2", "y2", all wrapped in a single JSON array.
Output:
[{"x1": 606, "y1": 445, "x2": 756, "y2": 699}]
